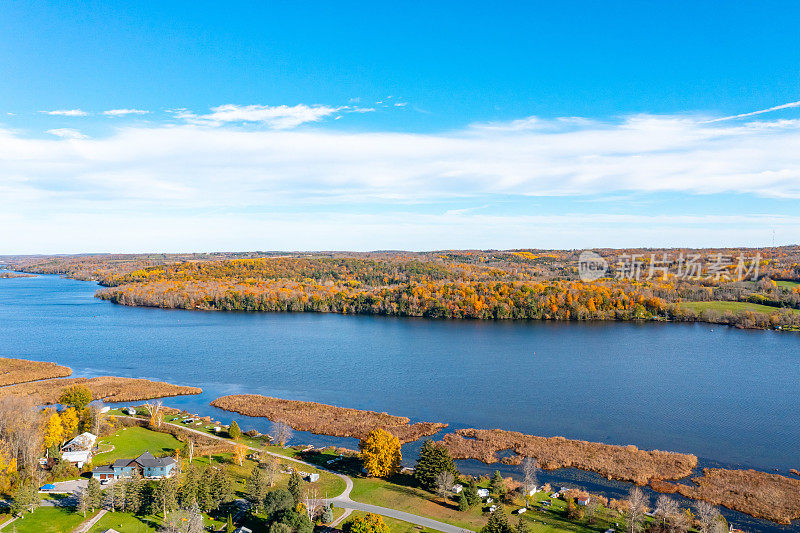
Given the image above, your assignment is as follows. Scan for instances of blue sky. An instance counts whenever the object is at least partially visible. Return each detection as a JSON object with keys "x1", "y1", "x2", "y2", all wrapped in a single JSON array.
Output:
[{"x1": 1, "y1": 1, "x2": 800, "y2": 253}]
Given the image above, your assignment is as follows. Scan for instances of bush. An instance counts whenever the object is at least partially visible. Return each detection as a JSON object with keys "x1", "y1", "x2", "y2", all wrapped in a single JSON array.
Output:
[{"x1": 49, "y1": 460, "x2": 79, "y2": 481}]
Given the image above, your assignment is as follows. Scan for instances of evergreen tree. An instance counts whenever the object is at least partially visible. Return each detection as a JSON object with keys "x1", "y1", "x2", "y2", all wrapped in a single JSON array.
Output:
[
  {"x1": 180, "y1": 465, "x2": 202, "y2": 507},
  {"x1": 263, "y1": 489, "x2": 295, "y2": 516},
  {"x1": 228, "y1": 420, "x2": 242, "y2": 440},
  {"x1": 245, "y1": 465, "x2": 270, "y2": 513},
  {"x1": 153, "y1": 476, "x2": 179, "y2": 518},
  {"x1": 481, "y1": 508, "x2": 514, "y2": 533},
  {"x1": 414, "y1": 440, "x2": 459, "y2": 491},
  {"x1": 87, "y1": 478, "x2": 103, "y2": 511},
  {"x1": 457, "y1": 490, "x2": 470, "y2": 511},
  {"x1": 226, "y1": 514, "x2": 235, "y2": 533},
  {"x1": 126, "y1": 475, "x2": 145, "y2": 514},
  {"x1": 464, "y1": 479, "x2": 480, "y2": 507},
  {"x1": 288, "y1": 471, "x2": 303, "y2": 506},
  {"x1": 489, "y1": 471, "x2": 507, "y2": 499}
]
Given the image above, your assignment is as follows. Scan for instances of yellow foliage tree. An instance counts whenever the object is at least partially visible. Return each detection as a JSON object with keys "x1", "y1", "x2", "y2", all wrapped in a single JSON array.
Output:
[
  {"x1": 343, "y1": 513, "x2": 390, "y2": 533},
  {"x1": 0, "y1": 442, "x2": 17, "y2": 493},
  {"x1": 60, "y1": 407, "x2": 79, "y2": 440},
  {"x1": 233, "y1": 443, "x2": 248, "y2": 466},
  {"x1": 44, "y1": 411, "x2": 64, "y2": 450},
  {"x1": 359, "y1": 428, "x2": 401, "y2": 478}
]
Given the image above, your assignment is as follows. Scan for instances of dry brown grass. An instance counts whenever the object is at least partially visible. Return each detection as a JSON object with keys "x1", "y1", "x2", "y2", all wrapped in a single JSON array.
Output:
[
  {"x1": 438, "y1": 428, "x2": 697, "y2": 485},
  {"x1": 0, "y1": 357, "x2": 72, "y2": 386},
  {"x1": 0, "y1": 376, "x2": 201, "y2": 403},
  {"x1": 652, "y1": 468, "x2": 800, "y2": 525},
  {"x1": 210, "y1": 394, "x2": 447, "y2": 444}
]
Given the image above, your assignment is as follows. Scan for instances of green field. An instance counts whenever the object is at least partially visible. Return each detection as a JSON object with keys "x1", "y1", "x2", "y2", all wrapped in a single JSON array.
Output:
[
  {"x1": 348, "y1": 473, "x2": 618, "y2": 533},
  {"x1": 88, "y1": 511, "x2": 159, "y2": 533},
  {"x1": 680, "y1": 300, "x2": 799, "y2": 315},
  {"x1": 4, "y1": 507, "x2": 97, "y2": 533},
  {"x1": 777, "y1": 280, "x2": 800, "y2": 289},
  {"x1": 94, "y1": 426, "x2": 183, "y2": 466}
]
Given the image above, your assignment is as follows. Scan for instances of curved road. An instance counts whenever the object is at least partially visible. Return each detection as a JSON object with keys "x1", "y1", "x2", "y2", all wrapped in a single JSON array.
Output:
[{"x1": 120, "y1": 416, "x2": 471, "y2": 533}]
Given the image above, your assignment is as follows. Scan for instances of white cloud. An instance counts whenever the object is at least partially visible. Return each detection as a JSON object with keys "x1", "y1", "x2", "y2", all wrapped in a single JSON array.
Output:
[
  {"x1": 103, "y1": 108, "x2": 149, "y2": 116},
  {"x1": 3, "y1": 111, "x2": 800, "y2": 251},
  {"x1": 45, "y1": 128, "x2": 88, "y2": 139},
  {"x1": 704, "y1": 100, "x2": 800, "y2": 123},
  {"x1": 39, "y1": 109, "x2": 89, "y2": 116},
  {"x1": 176, "y1": 104, "x2": 345, "y2": 129}
]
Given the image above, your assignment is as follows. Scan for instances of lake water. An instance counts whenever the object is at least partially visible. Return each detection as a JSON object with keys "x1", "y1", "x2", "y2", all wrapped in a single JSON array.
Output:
[{"x1": 1, "y1": 272, "x2": 798, "y2": 530}]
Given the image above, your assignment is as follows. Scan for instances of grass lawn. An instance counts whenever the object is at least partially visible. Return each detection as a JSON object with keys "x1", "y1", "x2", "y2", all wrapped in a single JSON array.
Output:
[
  {"x1": 777, "y1": 280, "x2": 800, "y2": 289},
  {"x1": 87, "y1": 510, "x2": 223, "y2": 533},
  {"x1": 680, "y1": 300, "x2": 799, "y2": 315},
  {"x1": 88, "y1": 511, "x2": 159, "y2": 533},
  {"x1": 5, "y1": 507, "x2": 97, "y2": 533},
  {"x1": 94, "y1": 426, "x2": 183, "y2": 465},
  {"x1": 349, "y1": 474, "x2": 621, "y2": 533}
]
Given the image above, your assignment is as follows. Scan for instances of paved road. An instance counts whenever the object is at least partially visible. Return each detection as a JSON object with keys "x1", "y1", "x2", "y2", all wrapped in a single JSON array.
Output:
[{"x1": 119, "y1": 416, "x2": 474, "y2": 533}]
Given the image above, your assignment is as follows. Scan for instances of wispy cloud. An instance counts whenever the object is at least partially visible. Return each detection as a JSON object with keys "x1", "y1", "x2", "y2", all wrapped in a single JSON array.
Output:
[
  {"x1": 703, "y1": 100, "x2": 800, "y2": 123},
  {"x1": 39, "y1": 109, "x2": 89, "y2": 116},
  {"x1": 5, "y1": 110, "x2": 800, "y2": 251},
  {"x1": 173, "y1": 104, "x2": 374, "y2": 129},
  {"x1": 45, "y1": 128, "x2": 88, "y2": 139},
  {"x1": 103, "y1": 108, "x2": 149, "y2": 116}
]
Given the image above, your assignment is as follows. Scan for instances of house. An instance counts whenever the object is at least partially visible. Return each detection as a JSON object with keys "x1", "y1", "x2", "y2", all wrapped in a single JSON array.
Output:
[
  {"x1": 62, "y1": 432, "x2": 97, "y2": 453},
  {"x1": 124, "y1": 407, "x2": 137, "y2": 416},
  {"x1": 577, "y1": 496, "x2": 590, "y2": 506},
  {"x1": 60, "y1": 432, "x2": 97, "y2": 468},
  {"x1": 306, "y1": 473, "x2": 320, "y2": 482},
  {"x1": 92, "y1": 451, "x2": 177, "y2": 480},
  {"x1": 99, "y1": 406, "x2": 111, "y2": 414},
  {"x1": 516, "y1": 508, "x2": 527, "y2": 514},
  {"x1": 452, "y1": 484, "x2": 463, "y2": 493},
  {"x1": 488, "y1": 505, "x2": 497, "y2": 513},
  {"x1": 477, "y1": 488, "x2": 490, "y2": 498}
]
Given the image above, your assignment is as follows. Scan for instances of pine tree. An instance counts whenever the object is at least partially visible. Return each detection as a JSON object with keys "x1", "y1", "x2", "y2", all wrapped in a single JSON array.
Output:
[
  {"x1": 228, "y1": 420, "x2": 242, "y2": 440},
  {"x1": 414, "y1": 440, "x2": 459, "y2": 491},
  {"x1": 87, "y1": 477, "x2": 102, "y2": 511},
  {"x1": 227, "y1": 514, "x2": 235, "y2": 533},
  {"x1": 489, "y1": 471, "x2": 507, "y2": 499},
  {"x1": 457, "y1": 490, "x2": 470, "y2": 511},
  {"x1": 481, "y1": 507, "x2": 514, "y2": 533},
  {"x1": 245, "y1": 465, "x2": 269, "y2": 513},
  {"x1": 464, "y1": 479, "x2": 480, "y2": 507},
  {"x1": 288, "y1": 471, "x2": 303, "y2": 506}
]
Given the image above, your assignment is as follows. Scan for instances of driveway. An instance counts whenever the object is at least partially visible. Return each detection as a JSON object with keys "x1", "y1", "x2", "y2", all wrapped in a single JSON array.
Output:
[{"x1": 40, "y1": 479, "x2": 87, "y2": 495}]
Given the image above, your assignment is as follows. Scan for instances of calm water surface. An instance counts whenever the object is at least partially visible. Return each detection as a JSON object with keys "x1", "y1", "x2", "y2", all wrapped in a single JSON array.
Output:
[{"x1": 1, "y1": 273, "x2": 799, "y2": 530}]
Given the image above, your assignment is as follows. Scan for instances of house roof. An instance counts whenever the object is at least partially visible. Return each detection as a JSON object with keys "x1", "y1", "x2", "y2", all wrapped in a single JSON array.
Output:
[
  {"x1": 134, "y1": 451, "x2": 176, "y2": 468},
  {"x1": 61, "y1": 450, "x2": 91, "y2": 463},
  {"x1": 61, "y1": 432, "x2": 97, "y2": 451},
  {"x1": 110, "y1": 451, "x2": 176, "y2": 469},
  {"x1": 92, "y1": 465, "x2": 114, "y2": 474}
]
